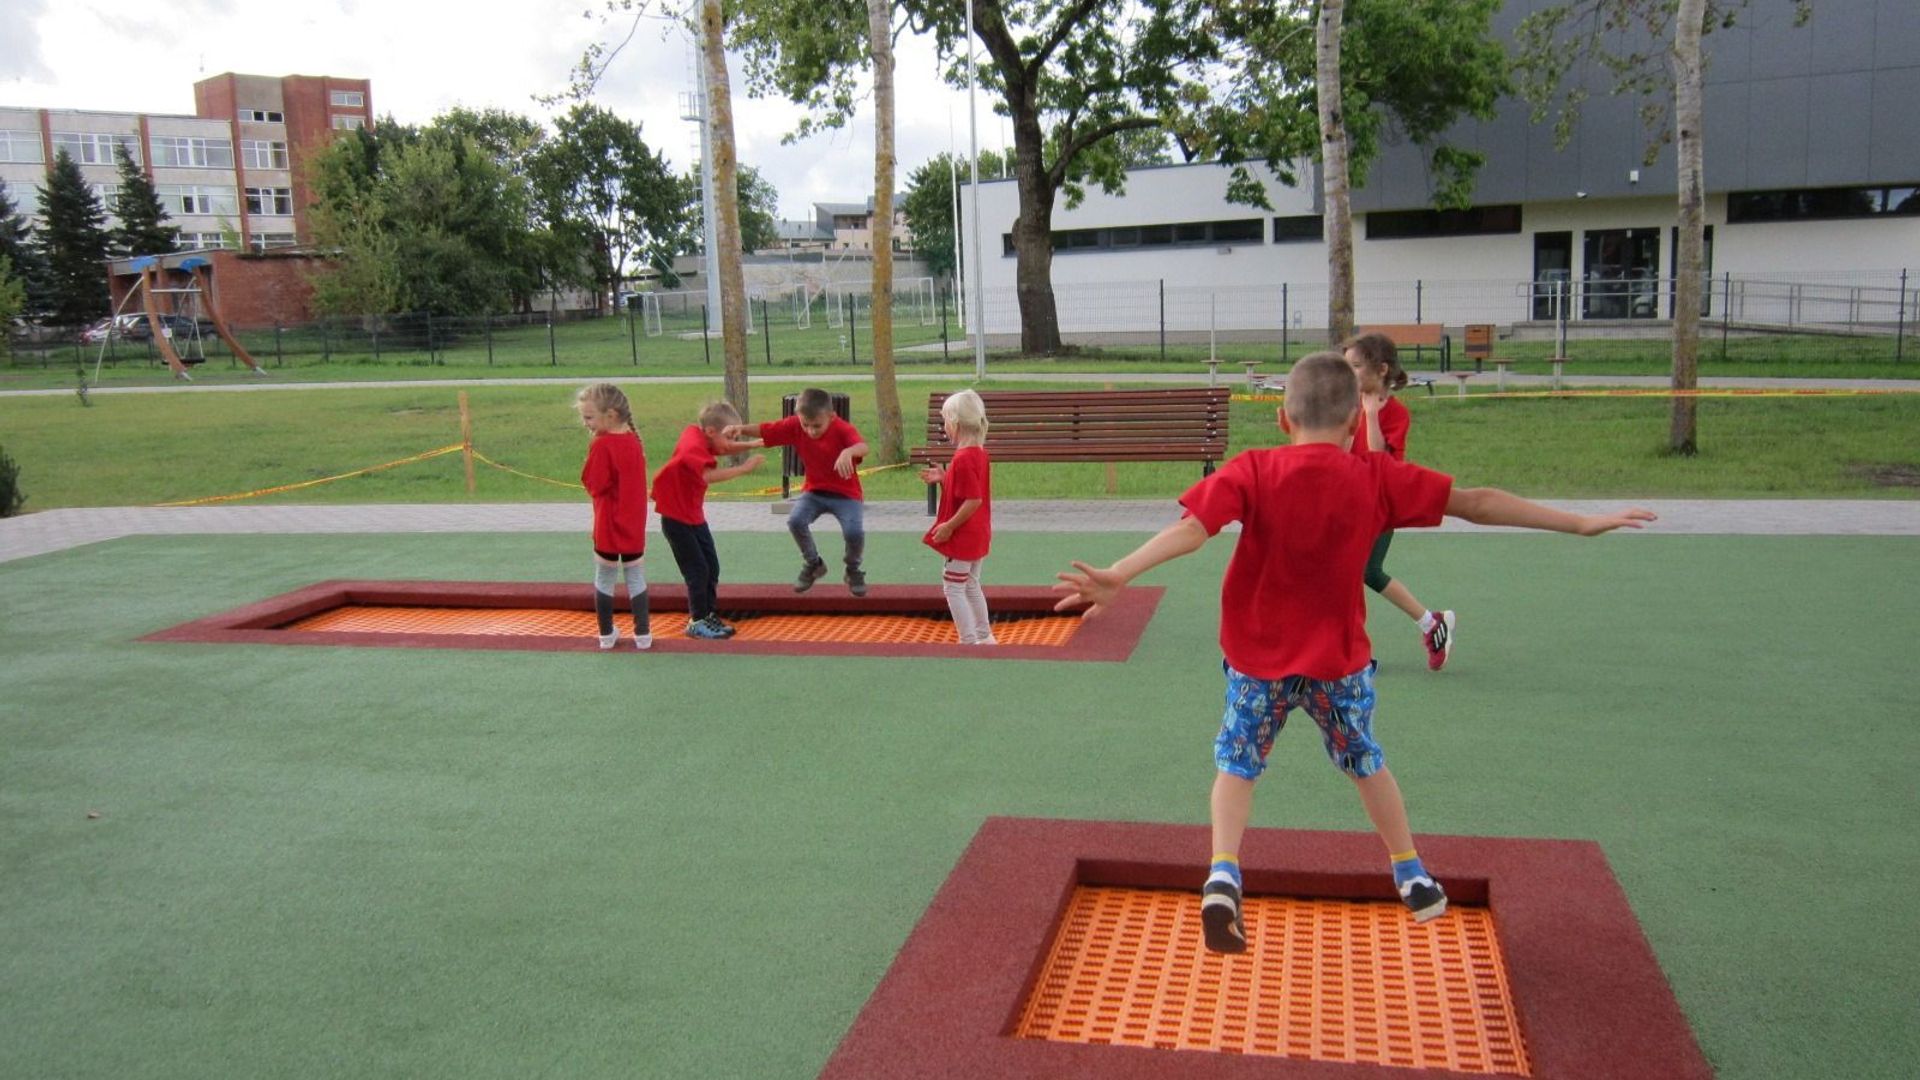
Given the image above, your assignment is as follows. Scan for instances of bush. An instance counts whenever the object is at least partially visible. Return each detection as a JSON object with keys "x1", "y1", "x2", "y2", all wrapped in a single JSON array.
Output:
[{"x1": 0, "y1": 443, "x2": 23, "y2": 517}]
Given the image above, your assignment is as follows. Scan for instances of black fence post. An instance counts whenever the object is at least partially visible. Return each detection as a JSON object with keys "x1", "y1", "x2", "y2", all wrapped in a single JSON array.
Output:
[
  {"x1": 547, "y1": 317, "x2": 556, "y2": 366},
  {"x1": 486, "y1": 318, "x2": 494, "y2": 365},
  {"x1": 629, "y1": 303, "x2": 639, "y2": 366},
  {"x1": 849, "y1": 294, "x2": 858, "y2": 364},
  {"x1": 1415, "y1": 279, "x2": 1424, "y2": 324},
  {"x1": 425, "y1": 313, "x2": 436, "y2": 365},
  {"x1": 372, "y1": 322, "x2": 381, "y2": 363},
  {"x1": 701, "y1": 304, "x2": 711, "y2": 365},
  {"x1": 1281, "y1": 282, "x2": 1290, "y2": 366},
  {"x1": 940, "y1": 278, "x2": 950, "y2": 363},
  {"x1": 1721, "y1": 272, "x2": 1732, "y2": 362},
  {"x1": 762, "y1": 299, "x2": 773, "y2": 366},
  {"x1": 1898, "y1": 268, "x2": 1909, "y2": 364},
  {"x1": 1158, "y1": 279, "x2": 1166, "y2": 363}
]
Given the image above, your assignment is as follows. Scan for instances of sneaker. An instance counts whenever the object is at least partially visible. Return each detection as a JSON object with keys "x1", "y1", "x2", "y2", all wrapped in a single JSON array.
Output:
[
  {"x1": 794, "y1": 559, "x2": 828, "y2": 593},
  {"x1": 597, "y1": 632, "x2": 619, "y2": 651},
  {"x1": 1423, "y1": 610, "x2": 1456, "y2": 671},
  {"x1": 632, "y1": 633, "x2": 652, "y2": 651},
  {"x1": 1200, "y1": 880, "x2": 1247, "y2": 954},
  {"x1": 844, "y1": 569, "x2": 868, "y2": 598},
  {"x1": 1398, "y1": 875, "x2": 1448, "y2": 922},
  {"x1": 684, "y1": 617, "x2": 729, "y2": 640},
  {"x1": 703, "y1": 615, "x2": 737, "y2": 638}
]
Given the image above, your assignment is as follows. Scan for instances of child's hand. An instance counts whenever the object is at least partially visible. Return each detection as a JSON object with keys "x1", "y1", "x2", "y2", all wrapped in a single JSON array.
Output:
[
  {"x1": 930, "y1": 519, "x2": 955, "y2": 543},
  {"x1": 1362, "y1": 389, "x2": 1389, "y2": 413},
  {"x1": 834, "y1": 449, "x2": 858, "y2": 478},
  {"x1": 1052, "y1": 561, "x2": 1124, "y2": 616},
  {"x1": 919, "y1": 463, "x2": 946, "y2": 484},
  {"x1": 742, "y1": 453, "x2": 765, "y2": 472},
  {"x1": 1575, "y1": 508, "x2": 1659, "y2": 536},
  {"x1": 720, "y1": 424, "x2": 750, "y2": 440}
]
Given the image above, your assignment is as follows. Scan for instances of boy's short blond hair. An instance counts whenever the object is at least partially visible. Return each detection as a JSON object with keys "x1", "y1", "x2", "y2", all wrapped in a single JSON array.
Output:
[
  {"x1": 940, "y1": 388, "x2": 989, "y2": 438},
  {"x1": 1284, "y1": 352, "x2": 1359, "y2": 430},
  {"x1": 698, "y1": 400, "x2": 741, "y2": 429}
]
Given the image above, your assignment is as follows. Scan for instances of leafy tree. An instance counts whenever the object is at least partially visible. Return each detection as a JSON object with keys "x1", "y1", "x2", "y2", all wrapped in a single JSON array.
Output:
[
  {"x1": 901, "y1": 150, "x2": 1006, "y2": 279},
  {"x1": 0, "y1": 256, "x2": 25, "y2": 359},
  {"x1": 0, "y1": 181, "x2": 47, "y2": 320},
  {"x1": 108, "y1": 144, "x2": 178, "y2": 258},
  {"x1": 37, "y1": 150, "x2": 112, "y2": 327},
  {"x1": 1513, "y1": 0, "x2": 1810, "y2": 454},
  {"x1": 683, "y1": 163, "x2": 783, "y2": 254},
  {"x1": 529, "y1": 103, "x2": 686, "y2": 314}
]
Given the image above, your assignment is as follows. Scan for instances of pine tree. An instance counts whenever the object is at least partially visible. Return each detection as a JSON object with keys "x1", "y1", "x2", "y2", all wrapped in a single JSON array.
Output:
[
  {"x1": 38, "y1": 150, "x2": 112, "y2": 327},
  {"x1": 109, "y1": 143, "x2": 177, "y2": 258},
  {"x1": 0, "y1": 179, "x2": 46, "y2": 320}
]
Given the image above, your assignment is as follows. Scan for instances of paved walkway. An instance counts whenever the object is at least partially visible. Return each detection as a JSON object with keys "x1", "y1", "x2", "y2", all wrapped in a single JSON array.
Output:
[
  {"x1": 3, "y1": 498, "x2": 1915, "y2": 565},
  {"x1": 4, "y1": 370, "x2": 1918, "y2": 398}
]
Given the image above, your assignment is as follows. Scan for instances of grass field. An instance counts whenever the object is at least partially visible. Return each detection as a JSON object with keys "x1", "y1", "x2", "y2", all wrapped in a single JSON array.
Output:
[
  {"x1": 3, "y1": 529, "x2": 1917, "y2": 1079},
  {"x1": 2, "y1": 378, "x2": 1917, "y2": 510}
]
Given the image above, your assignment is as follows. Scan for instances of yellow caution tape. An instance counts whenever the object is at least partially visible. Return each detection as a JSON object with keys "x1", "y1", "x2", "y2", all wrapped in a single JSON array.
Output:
[
  {"x1": 154, "y1": 444, "x2": 464, "y2": 506},
  {"x1": 471, "y1": 451, "x2": 583, "y2": 490}
]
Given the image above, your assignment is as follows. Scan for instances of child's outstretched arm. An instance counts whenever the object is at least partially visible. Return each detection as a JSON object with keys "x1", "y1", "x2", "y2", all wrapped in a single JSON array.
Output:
[
  {"x1": 705, "y1": 454, "x2": 765, "y2": 484},
  {"x1": 1054, "y1": 516, "x2": 1210, "y2": 615},
  {"x1": 712, "y1": 434, "x2": 763, "y2": 454},
  {"x1": 1447, "y1": 487, "x2": 1657, "y2": 536}
]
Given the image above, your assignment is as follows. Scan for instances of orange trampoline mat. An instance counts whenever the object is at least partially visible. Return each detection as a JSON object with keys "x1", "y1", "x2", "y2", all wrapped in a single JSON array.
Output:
[
  {"x1": 289, "y1": 604, "x2": 1081, "y2": 647},
  {"x1": 1016, "y1": 887, "x2": 1529, "y2": 1075}
]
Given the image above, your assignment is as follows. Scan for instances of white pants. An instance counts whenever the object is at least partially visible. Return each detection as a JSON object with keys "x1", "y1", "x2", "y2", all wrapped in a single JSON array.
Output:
[{"x1": 941, "y1": 558, "x2": 995, "y2": 645}]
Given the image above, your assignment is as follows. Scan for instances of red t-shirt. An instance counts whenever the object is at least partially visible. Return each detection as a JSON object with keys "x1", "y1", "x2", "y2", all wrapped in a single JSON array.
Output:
[
  {"x1": 1179, "y1": 443, "x2": 1452, "y2": 680},
  {"x1": 652, "y1": 424, "x2": 717, "y2": 526},
  {"x1": 1351, "y1": 396, "x2": 1411, "y2": 461},
  {"x1": 923, "y1": 445, "x2": 992, "y2": 560},
  {"x1": 758, "y1": 414, "x2": 865, "y2": 499},
  {"x1": 581, "y1": 429, "x2": 648, "y2": 554}
]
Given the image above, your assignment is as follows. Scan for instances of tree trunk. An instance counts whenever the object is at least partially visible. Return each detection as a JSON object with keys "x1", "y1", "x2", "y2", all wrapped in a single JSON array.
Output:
[
  {"x1": 1009, "y1": 104, "x2": 1061, "y2": 355},
  {"x1": 701, "y1": 0, "x2": 751, "y2": 419},
  {"x1": 866, "y1": 0, "x2": 905, "y2": 463},
  {"x1": 1669, "y1": 0, "x2": 1706, "y2": 455},
  {"x1": 1317, "y1": 0, "x2": 1355, "y2": 344}
]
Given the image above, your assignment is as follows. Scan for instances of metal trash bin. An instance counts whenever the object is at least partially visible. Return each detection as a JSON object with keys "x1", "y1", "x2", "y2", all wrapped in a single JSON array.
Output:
[{"x1": 777, "y1": 392, "x2": 851, "y2": 499}]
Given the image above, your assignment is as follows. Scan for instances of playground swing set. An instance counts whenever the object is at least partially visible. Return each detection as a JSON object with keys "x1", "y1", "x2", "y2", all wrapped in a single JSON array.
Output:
[{"x1": 94, "y1": 254, "x2": 268, "y2": 381}]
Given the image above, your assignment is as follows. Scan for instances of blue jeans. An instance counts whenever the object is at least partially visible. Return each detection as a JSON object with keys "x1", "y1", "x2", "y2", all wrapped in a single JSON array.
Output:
[{"x1": 787, "y1": 491, "x2": 865, "y2": 571}]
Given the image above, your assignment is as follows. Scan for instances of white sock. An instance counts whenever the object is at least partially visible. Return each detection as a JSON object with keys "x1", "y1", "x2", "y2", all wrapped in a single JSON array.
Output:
[{"x1": 1418, "y1": 610, "x2": 1436, "y2": 632}]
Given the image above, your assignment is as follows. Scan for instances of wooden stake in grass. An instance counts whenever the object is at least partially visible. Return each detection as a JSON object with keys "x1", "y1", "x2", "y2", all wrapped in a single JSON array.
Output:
[{"x1": 458, "y1": 390, "x2": 475, "y2": 495}]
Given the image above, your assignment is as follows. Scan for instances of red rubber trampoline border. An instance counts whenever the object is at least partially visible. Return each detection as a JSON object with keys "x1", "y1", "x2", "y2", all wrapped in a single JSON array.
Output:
[
  {"x1": 822, "y1": 817, "x2": 1711, "y2": 1080},
  {"x1": 140, "y1": 580, "x2": 1161, "y2": 662}
]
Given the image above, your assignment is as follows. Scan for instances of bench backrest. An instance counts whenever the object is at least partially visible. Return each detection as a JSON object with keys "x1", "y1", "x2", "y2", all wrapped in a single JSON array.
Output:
[
  {"x1": 913, "y1": 387, "x2": 1230, "y2": 463},
  {"x1": 1357, "y1": 323, "x2": 1445, "y2": 348}
]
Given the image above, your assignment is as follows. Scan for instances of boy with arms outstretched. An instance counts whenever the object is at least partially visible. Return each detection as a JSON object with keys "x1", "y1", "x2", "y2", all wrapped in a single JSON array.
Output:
[
  {"x1": 728, "y1": 388, "x2": 871, "y2": 596},
  {"x1": 1054, "y1": 352, "x2": 1655, "y2": 954}
]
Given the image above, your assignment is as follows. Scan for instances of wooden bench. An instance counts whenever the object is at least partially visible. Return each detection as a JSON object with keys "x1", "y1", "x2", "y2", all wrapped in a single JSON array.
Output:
[
  {"x1": 910, "y1": 388, "x2": 1232, "y2": 514},
  {"x1": 1357, "y1": 323, "x2": 1452, "y2": 373}
]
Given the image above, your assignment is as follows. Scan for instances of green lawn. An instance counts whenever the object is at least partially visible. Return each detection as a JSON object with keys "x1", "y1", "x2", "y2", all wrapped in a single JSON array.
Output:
[
  {"x1": 2, "y1": 530, "x2": 1916, "y2": 1079},
  {"x1": 2, "y1": 378, "x2": 1917, "y2": 509}
]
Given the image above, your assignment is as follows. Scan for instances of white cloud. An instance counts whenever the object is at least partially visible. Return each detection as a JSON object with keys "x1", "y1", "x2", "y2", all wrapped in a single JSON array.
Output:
[{"x1": 5, "y1": 0, "x2": 1011, "y2": 218}]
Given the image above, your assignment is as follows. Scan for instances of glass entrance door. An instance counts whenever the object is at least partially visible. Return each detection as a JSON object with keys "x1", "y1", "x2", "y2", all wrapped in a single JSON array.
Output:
[
  {"x1": 1532, "y1": 232, "x2": 1572, "y2": 320},
  {"x1": 1582, "y1": 228, "x2": 1660, "y2": 319}
]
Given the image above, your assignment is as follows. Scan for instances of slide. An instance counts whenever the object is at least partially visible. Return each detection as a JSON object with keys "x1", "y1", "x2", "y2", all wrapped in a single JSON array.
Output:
[
  {"x1": 134, "y1": 261, "x2": 195, "y2": 379},
  {"x1": 182, "y1": 257, "x2": 265, "y2": 374}
]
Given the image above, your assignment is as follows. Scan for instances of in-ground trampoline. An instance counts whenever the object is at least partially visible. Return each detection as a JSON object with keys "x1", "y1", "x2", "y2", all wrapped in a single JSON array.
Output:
[
  {"x1": 143, "y1": 580, "x2": 1162, "y2": 662},
  {"x1": 823, "y1": 817, "x2": 1711, "y2": 1080}
]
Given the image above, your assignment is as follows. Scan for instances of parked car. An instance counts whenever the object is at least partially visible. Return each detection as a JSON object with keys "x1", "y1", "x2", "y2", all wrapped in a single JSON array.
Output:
[{"x1": 124, "y1": 315, "x2": 206, "y2": 342}]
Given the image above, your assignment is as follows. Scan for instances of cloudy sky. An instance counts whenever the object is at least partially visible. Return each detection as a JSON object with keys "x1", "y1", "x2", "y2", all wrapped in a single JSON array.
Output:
[{"x1": 3, "y1": 0, "x2": 1010, "y2": 219}]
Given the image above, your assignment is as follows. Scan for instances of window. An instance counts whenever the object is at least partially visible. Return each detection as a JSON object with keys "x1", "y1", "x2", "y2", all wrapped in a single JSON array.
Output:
[
  {"x1": 238, "y1": 108, "x2": 284, "y2": 123},
  {"x1": 1001, "y1": 217, "x2": 1268, "y2": 256},
  {"x1": 177, "y1": 231, "x2": 230, "y2": 250},
  {"x1": 1727, "y1": 184, "x2": 1920, "y2": 223},
  {"x1": 0, "y1": 129, "x2": 43, "y2": 163},
  {"x1": 93, "y1": 184, "x2": 121, "y2": 206},
  {"x1": 1273, "y1": 215, "x2": 1323, "y2": 243},
  {"x1": 240, "y1": 140, "x2": 289, "y2": 170},
  {"x1": 330, "y1": 90, "x2": 365, "y2": 107},
  {"x1": 250, "y1": 232, "x2": 298, "y2": 251},
  {"x1": 51, "y1": 131, "x2": 140, "y2": 165},
  {"x1": 1365, "y1": 204, "x2": 1522, "y2": 240},
  {"x1": 151, "y1": 135, "x2": 234, "y2": 169},
  {"x1": 1212, "y1": 219, "x2": 1264, "y2": 244},
  {"x1": 245, "y1": 187, "x2": 293, "y2": 216},
  {"x1": 331, "y1": 115, "x2": 367, "y2": 131},
  {"x1": 156, "y1": 184, "x2": 238, "y2": 216}
]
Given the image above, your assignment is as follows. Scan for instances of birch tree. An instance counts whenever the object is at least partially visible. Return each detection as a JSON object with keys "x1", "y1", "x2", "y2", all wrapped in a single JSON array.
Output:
[
  {"x1": 1316, "y1": 0, "x2": 1355, "y2": 343},
  {"x1": 865, "y1": 0, "x2": 906, "y2": 463},
  {"x1": 700, "y1": 0, "x2": 753, "y2": 419}
]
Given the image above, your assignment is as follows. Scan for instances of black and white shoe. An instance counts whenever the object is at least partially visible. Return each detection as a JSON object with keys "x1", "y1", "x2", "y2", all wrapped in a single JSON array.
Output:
[
  {"x1": 844, "y1": 569, "x2": 868, "y2": 598},
  {"x1": 794, "y1": 560, "x2": 828, "y2": 593},
  {"x1": 1200, "y1": 879, "x2": 1247, "y2": 954},
  {"x1": 1398, "y1": 874, "x2": 1448, "y2": 922}
]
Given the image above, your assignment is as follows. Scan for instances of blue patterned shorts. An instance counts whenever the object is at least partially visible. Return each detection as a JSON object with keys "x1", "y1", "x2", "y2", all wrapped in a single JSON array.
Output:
[{"x1": 1215, "y1": 661, "x2": 1384, "y2": 780}]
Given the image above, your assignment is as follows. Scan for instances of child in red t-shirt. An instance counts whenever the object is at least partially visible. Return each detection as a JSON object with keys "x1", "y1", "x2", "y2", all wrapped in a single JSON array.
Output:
[
  {"x1": 652, "y1": 400, "x2": 766, "y2": 640},
  {"x1": 727, "y1": 388, "x2": 871, "y2": 596},
  {"x1": 919, "y1": 389, "x2": 995, "y2": 645},
  {"x1": 577, "y1": 383, "x2": 652, "y2": 651},
  {"x1": 1054, "y1": 352, "x2": 1655, "y2": 954},
  {"x1": 1345, "y1": 332, "x2": 1455, "y2": 671}
]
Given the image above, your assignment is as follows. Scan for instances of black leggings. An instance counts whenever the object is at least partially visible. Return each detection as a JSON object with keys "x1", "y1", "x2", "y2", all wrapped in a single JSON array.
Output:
[
  {"x1": 660, "y1": 516, "x2": 721, "y2": 620},
  {"x1": 1365, "y1": 530, "x2": 1395, "y2": 594}
]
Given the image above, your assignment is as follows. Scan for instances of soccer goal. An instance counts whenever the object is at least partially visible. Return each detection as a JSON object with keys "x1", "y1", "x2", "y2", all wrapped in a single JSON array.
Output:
[
  {"x1": 898, "y1": 276, "x2": 937, "y2": 326},
  {"x1": 635, "y1": 293, "x2": 664, "y2": 338}
]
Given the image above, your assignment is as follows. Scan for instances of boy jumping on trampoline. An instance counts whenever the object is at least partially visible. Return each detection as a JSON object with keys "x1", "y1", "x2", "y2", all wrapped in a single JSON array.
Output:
[
  {"x1": 1053, "y1": 352, "x2": 1655, "y2": 953},
  {"x1": 577, "y1": 383, "x2": 652, "y2": 650},
  {"x1": 1345, "y1": 332, "x2": 1456, "y2": 670},
  {"x1": 920, "y1": 389, "x2": 995, "y2": 645},
  {"x1": 653, "y1": 401, "x2": 766, "y2": 640},
  {"x1": 728, "y1": 388, "x2": 871, "y2": 596}
]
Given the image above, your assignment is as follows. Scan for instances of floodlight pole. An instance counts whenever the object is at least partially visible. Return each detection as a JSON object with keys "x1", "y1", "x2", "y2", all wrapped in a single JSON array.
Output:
[
  {"x1": 965, "y1": 0, "x2": 987, "y2": 380},
  {"x1": 948, "y1": 108, "x2": 964, "y2": 339}
]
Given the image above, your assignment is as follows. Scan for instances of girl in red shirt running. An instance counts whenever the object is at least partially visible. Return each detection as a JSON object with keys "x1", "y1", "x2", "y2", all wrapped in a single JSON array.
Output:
[
  {"x1": 919, "y1": 389, "x2": 995, "y2": 645},
  {"x1": 1345, "y1": 332, "x2": 1455, "y2": 671},
  {"x1": 577, "y1": 383, "x2": 651, "y2": 650}
]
